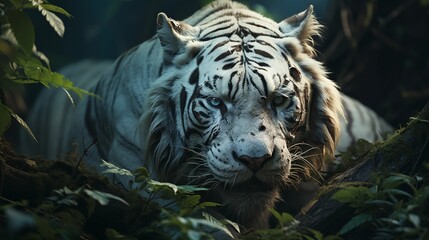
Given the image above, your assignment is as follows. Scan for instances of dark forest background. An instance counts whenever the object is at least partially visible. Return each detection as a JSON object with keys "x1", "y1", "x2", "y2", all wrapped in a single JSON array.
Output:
[{"x1": 22, "y1": 0, "x2": 428, "y2": 131}]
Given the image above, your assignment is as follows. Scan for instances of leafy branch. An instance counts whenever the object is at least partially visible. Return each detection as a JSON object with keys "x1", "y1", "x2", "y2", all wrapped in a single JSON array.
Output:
[{"x1": 0, "y1": 0, "x2": 90, "y2": 138}]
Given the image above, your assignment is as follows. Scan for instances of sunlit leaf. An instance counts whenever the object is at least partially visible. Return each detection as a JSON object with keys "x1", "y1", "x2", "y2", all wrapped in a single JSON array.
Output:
[
  {"x1": 41, "y1": 8, "x2": 65, "y2": 37},
  {"x1": 148, "y1": 179, "x2": 178, "y2": 194},
  {"x1": 10, "y1": 111, "x2": 37, "y2": 142},
  {"x1": 189, "y1": 215, "x2": 235, "y2": 239},
  {"x1": 220, "y1": 218, "x2": 241, "y2": 235},
  {"x1": 100, "y1": 159, "x2": 134, "y2": 177},
  {"x1": 30, "y1": 0, "x2": 65, "y2": 37}
]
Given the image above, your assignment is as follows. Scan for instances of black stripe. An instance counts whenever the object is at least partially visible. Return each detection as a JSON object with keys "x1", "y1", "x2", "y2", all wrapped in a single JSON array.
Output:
[
  {"x1": 246, "y1": 21, "x2": 278, "y2": 35},
  {"x1": 180, "y1": 87, "x2": 188, "y2": 134},
  {"x1": 254, "y1": 49, "x2": 274, "y2": 59},
  {"x1": 205, "y1": 126, "x2": 220, "y2": 145},
  {"x1": 200, "y1": 18, "x2": 231, "y2": 30},
  {"x1": 252, "y1": 69, "x2": 268, "y2": 96},
  {"x1": 222, "y1": 61, "x2": 237, "y2": 70},
  {"x1": 200, "y1": 24, "x2": 235, "y2": 39},
  {"x1": 208, "y1": 40, "x2": 230, "y2": 55},
  {"x1": 197, "y1": 55, "x2": 204, "y2": 65},
  {"x1": 189, "y1": 68, "x2": 199, "y2": 84},
  {"x1": 230, "y1": 71, "x2": 240, "y2": 100},
  {"x1": 214, "y1": 50, "x2": 233, "y2": 62}
]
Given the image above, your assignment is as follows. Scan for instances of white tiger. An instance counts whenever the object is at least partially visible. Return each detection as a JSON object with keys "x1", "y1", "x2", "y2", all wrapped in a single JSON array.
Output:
[{"x1": 20, "y1": 0, "x2": 392, "y2": 230}]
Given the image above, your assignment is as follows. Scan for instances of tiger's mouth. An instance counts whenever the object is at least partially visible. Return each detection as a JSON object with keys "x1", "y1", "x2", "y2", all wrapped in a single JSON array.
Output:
[{"x1": 228, "y1": 176, "x2": 276, "y2": 192}]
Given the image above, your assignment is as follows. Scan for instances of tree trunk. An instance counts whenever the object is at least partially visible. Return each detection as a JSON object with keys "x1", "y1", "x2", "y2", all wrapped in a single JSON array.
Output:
[{"x1": 296, "y1": 102, "x2": 429, "y2": 234}]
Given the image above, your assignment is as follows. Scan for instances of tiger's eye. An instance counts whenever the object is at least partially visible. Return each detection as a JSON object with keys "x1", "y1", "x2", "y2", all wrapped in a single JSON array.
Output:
[
  {"x1": 272, "y1": 95, "x2": 290, "y2": 107},
  {"x1": 207, "y1": 97, "x2": 223, "y2": 108},
  {"x1": 289, "y1": 66, "x2": 301, "y2": 82}
]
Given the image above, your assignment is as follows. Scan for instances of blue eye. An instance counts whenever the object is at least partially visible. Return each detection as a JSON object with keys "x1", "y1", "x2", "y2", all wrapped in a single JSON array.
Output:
[
  {"x1": 272, "y1": 95, "x2": 290, "y2": 108},
  {"x1": 207, "y1": 97, "x2": 223, "y2": 108}
]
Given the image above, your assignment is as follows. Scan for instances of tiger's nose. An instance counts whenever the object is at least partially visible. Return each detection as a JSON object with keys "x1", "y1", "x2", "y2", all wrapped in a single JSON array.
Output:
[{"x1": 233, "y1": 152, "x2": 272, "y2": 171}]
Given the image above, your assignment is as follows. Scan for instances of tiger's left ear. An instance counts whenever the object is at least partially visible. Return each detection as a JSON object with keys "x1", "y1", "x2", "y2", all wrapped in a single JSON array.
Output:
[
  {"x1": 157, "y1": 13, "x2": 200, "y2": 62},
  {"x1": 278, "y1": 5, "x2": 322, "y2": 56}
]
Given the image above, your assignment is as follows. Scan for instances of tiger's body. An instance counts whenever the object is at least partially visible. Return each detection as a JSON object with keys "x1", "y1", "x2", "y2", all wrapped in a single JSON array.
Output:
[{"x1": 21, "y1": 0, "x2": 392, "y2": 230}]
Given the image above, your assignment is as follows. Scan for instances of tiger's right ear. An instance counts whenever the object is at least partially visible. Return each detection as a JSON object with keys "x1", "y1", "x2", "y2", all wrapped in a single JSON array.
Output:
[{"x1": 157, "y1": 13, "x2": 199, "y2": 61}]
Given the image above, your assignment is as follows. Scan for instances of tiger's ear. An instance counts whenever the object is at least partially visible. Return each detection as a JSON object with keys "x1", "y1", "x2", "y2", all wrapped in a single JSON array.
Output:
[
  {"x1": 278, "y1": 5, "x2": 322, "y2": 56},
  {"x1": 157, "y1": 13, "x2": 199, "y2": 61}
]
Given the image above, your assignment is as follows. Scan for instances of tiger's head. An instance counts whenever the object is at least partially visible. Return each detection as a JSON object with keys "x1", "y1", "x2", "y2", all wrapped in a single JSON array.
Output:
[{"x1": 141, "y1": 0, "x2": 342, "y2": 228}]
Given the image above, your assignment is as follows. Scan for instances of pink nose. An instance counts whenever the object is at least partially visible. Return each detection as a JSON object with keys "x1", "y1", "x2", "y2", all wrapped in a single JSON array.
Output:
[{"x1": 234, "y1": 153, "x2": 272, "y2": 171}]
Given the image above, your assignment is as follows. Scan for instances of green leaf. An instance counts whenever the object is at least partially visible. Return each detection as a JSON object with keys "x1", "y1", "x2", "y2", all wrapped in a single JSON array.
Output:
[
  {"x1": 29, "y1": 1, "x2": 65, "y2": 37},
  {"x1": 220, "y1": 218, "x2": 241, "y2": 235},
  {"x1": 7, "y1": 10, "x2": 35, "y2": 54},
  {"x1": 198, "y1": 201, "x2": 221, "y2": 208},
  {"x1": 40, "y1": 8, "x2": 65, "y2": 37},
  {"x1": 15, "y1": 61, "x2": 93, "y2": 98},
  {"x1": 0, "y1": 102, "x2": 12, "y2": 136},
  {"x1": 177, "y1": 194, "x2": 201, "y2": 209},
  {"x1": 148, "y1": 179, "x2": 179, "y2": 195},
  {"x1": 269, "y1": 208, "x2": 294, "y2": 226},
  {"x1": 175, "y1": 185, "x2": 208, "y2": 194},
  {"x1": 84, "y1": 189, "x2": 129, "y2": 206},
  {"x1": 10, "y1": 111, "x2": 37, "y2": 142},
  {"x1": 339, "y1": 213, "x2": 373, "y2": 235},
  {"x1": 40, "y1": 4, "x2": 72, "y2": 18},
  {"x1": 0, "y1": 101, "x2": 37, "y2": 141},
  {"x1": 100, "y1": 159, "x2": 134, "y2": 177},
  {"x1": 194, "y1": 213, "x2": 235, "y2": 239},
  {"x1": 331, "y1": 186, "x2": 370, "y2": 204}
]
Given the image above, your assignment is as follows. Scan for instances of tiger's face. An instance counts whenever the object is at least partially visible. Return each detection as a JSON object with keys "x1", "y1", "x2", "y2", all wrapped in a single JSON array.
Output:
[
  {"x1": 179, "y1": 36, "x2": 308, "y2": 194},
  {"x1": 142, "y1": 1, "x2": 342, "y2": 228}
]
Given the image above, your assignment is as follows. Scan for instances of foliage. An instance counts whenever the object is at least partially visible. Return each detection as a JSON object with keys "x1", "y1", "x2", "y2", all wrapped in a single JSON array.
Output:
[
  {"x1": 0, "y1": 157, "x2": 346, "y2": 240},
  {"x1": 241, "y1": 209, "x2": 340, "y2": 240},
  {"x1": 332, "y1": 169, "x2": 429, "y2": 239},
  {"x1": 0, "y1": 0, "x2": 91, "y2": 138}
]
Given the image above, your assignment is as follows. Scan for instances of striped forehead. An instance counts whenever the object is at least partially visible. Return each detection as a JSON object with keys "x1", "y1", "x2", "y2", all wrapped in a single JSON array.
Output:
[
  {"x1": 196, "y1": 37, "x2": 292, "y2": 100},
  {"x1": 197, "y1": 9, "x2": 281, "y2": 40}
]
